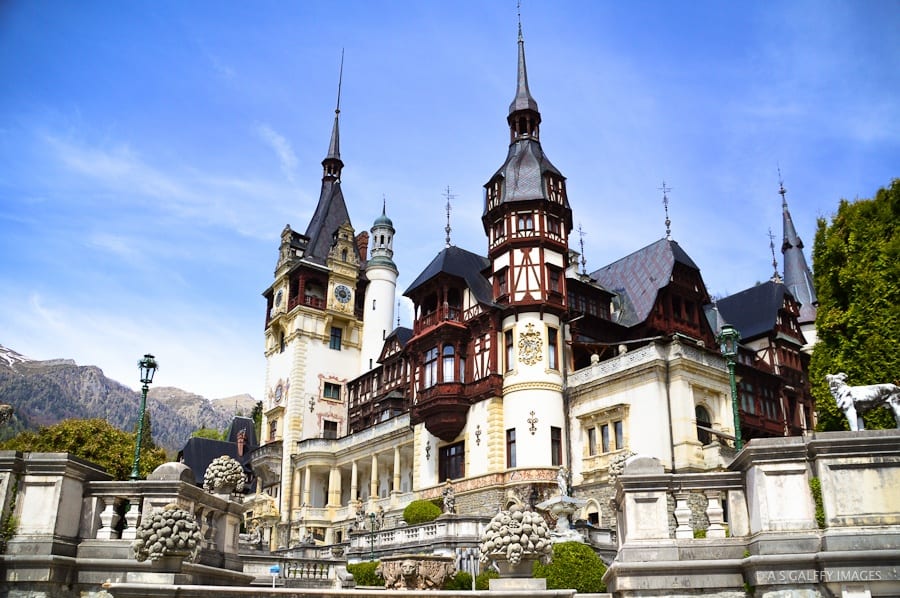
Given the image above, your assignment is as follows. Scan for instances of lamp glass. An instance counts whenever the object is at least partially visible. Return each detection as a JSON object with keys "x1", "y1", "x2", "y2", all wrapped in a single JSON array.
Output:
[{"x1": 138, "y1": 354, "x2": 158, "y2": 384}]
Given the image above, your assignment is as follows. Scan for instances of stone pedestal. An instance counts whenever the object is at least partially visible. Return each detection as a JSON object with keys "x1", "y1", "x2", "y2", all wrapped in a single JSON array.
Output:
[{"x1": 489, "y1": 557, "x2": 546, "y2": 591}]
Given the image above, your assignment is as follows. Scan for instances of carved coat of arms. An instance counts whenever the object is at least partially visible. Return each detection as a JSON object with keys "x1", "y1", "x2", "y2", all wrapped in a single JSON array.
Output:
[{"x1": 517, "y1": 323, "x2": 543, "y2": 366}]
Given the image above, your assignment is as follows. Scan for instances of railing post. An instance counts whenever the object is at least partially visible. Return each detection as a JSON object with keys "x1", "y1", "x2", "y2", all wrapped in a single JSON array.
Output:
[
  {"x1": 705, "y1": 490, "x2": 726, "y2": 538},
  {"x1": 673, "y1": 492, "x2": 693, "y2": 539}
]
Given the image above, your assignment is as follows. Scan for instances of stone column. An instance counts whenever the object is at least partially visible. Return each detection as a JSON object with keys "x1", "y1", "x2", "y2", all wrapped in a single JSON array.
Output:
[
  {"x1": 302, "y1": 466, "x2": 311, "y2": 507},
  {"x1": 291, "y1": 466, "x2": 302, "y2": 516},
  {"x1": 370, "y1": 454, "x2": 379, "y2": 500},
  {"x1": 392, "y1": 446, "x2": 401, "y2": 494},
  {"x1": 350, "y1": 459, "x2": 359, "y2": 500},
  {"x1": 328, "y1": 466, "x2": 341, "y2": 507}
]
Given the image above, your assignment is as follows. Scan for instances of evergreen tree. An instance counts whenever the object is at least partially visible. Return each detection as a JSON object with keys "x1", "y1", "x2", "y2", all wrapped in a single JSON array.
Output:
[
  {"x1": 810, "y1": 179, "x2": 900, "y2": 430},
  {"x1": 251, "y1": 400, "x2": 263, "y2": 440}
]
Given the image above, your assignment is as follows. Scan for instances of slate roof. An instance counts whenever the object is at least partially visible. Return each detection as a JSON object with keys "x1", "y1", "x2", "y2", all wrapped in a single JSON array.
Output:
[
  {"x1": 781, "y1": 199, "x2": 817, "y2": 324},
  {"x1": 591, "y1": 238, "x2": 701, "y2": 328},
  {"x1": 487, "y1": 139, "x2": 564, "y2": 208},
  {"x1": 404, "y1": 245, "x2": 493, "y2": 305},
  {"x1": 716, "y1": 280, "x2": 793, "y2": 342},
  {"x1": 302, "y1": 180, "x2": 357, "y2": 266}
]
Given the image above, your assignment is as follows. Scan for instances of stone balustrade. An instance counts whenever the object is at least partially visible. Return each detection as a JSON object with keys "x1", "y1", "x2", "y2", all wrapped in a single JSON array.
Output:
[
  {"x1": 606, "y1": 430, "x2": 900, "y2": 598},
  {"x1": 0, "y1": 452, "x2": 252, "y2": 594}
]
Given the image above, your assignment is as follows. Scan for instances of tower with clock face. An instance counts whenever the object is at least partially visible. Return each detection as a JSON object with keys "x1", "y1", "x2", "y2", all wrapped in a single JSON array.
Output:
[{"x1": 259, "y1": 99, "x2": 367, "y2": 529}]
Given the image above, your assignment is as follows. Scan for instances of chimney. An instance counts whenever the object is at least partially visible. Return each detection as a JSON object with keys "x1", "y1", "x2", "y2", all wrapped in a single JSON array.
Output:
[{"x1": 356, "y1": 231, "x2": 370, "y2": 262}]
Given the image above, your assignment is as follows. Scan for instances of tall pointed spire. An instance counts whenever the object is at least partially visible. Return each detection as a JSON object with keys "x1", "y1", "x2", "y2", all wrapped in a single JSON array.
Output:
[
  {"x1": 510, "y1": 3, "x2": 539, "y2": 116},
  {"x1": 322, "y1": 49, "x2": 344, "y2": 180},
  {"x1": 778, "y1": 170, "x2": 817, "y2": 325}
]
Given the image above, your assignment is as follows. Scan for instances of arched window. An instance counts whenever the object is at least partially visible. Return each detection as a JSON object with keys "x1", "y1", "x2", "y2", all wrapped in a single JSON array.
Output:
[
  {"x1": 695, "y1": 405, "x2": 712, "y2": 444},
  {"x1": 442, "y1": 345, "x2": 455, "y2": 382}
]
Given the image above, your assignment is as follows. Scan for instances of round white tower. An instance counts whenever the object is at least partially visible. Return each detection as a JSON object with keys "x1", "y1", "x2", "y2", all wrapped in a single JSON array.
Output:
[{"x1": 361, "y1": 205, "x2": 398, "y2": 371}]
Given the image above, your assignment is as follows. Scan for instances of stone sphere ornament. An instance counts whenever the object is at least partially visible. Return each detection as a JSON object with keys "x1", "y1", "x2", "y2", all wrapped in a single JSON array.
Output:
[
  {"x1": 203, "y1": 455, "x2": 246, "y2": 494},
  {"x1": 132, "y1": 503, "x2": 203, "y2": 563},
  {"x1": 478, "y1": 504, "x2": 552, "y2": 568}
]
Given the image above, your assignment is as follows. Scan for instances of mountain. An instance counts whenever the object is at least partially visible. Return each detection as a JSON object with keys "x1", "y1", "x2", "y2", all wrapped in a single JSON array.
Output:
[{"x1": 0, "y1": 344, "x2": 259, "y2": 451}]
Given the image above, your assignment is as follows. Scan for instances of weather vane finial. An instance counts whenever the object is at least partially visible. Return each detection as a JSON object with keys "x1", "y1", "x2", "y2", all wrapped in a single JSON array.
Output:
[
  {"x1": 777, "y1": 165, "x2": 787, "y2": 208},
  {"x1": 442, "y1": 186, "x2": 456, "y2": 247},
  {"x1": 335, "y1": 48, "x2": 344, "y2": 115},
  {"x1": 769, "y1": 227, "x2": 782, "y2": 283},
  {"x1": 517, "y1": 0, "x2": 523, "y2": 40},
  {"x1": 578, "y1": 223, "x2": 588, "y2": 276},
  {"x1": 659, "y1": 181, "x2": 673, "y2": 240}
]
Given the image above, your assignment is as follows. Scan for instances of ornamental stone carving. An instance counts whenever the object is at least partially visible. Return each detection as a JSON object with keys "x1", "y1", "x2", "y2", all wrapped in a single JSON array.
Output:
[
  {"x1": 479, "y1": 504, "x2": 552, "y2": 567},
  {"x1": 203, "y1": 455, "x2": 246, "y2": 494},
  {"x1": 826, "y1": 372, "x2": 900, "y2": 431},
  {"x1": 517, "y1": 323, "x2": 542, "y2": 366},
  {"x1": 132, "y1": 504, "x2": 202, "y2": 563}
]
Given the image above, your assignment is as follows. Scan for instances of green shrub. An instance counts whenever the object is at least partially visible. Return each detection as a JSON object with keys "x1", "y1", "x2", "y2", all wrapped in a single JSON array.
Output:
[
  {"x1": 347, "y1": 561, "x2": 383, "y2": 586},
  {"x1": 475, "y1": 569, "x2": 499, "y2": 590},
  {"x1": 809, "y1": 477, "x2": 826, "y2": 528},
  {"x1": 533, "y1": 541, "x2": 606, "y2": 592},
  {"x1": 403, "y1": 499, "x2": 442, "y2": 524},
  {"x1": 443, "y1": 571, "x2": 473, "y2": 590}
]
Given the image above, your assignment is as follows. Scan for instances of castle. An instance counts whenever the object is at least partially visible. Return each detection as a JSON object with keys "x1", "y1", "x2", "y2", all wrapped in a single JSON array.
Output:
[{"x1": 244, "y1": 21, "x2": 817, "y2": 551}]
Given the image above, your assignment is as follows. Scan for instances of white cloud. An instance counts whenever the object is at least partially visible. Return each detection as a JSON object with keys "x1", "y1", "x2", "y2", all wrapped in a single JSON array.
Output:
[{"x1": 255, "y1": 123, "x2": 299, "y2": 183}]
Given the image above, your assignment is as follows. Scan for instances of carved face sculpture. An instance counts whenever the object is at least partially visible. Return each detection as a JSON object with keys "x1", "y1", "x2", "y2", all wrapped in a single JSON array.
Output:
[{"x1": 400, "y1": 560, "x2": 417, "y2": 578}]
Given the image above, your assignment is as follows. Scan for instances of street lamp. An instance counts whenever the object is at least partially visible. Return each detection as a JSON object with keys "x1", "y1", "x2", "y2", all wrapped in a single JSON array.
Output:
[
  {"x1": 717, "y1": 325, "x2": 742, "y2": 451},
  {"x1": 368, "y1": 512, "x2": 377, "y2": 562},
  {"x1": 130, "y1": 353, "x2": 158, "y2": 480}
]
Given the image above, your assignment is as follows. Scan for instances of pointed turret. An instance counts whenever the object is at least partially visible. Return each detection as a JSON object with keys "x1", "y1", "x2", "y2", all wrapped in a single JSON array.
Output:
[
  {"x1": 509, "y1": 22, "x2": 540, "y2": 121},
  {"x1": 304, "y1": 56, "x2": 357, "y2": 266},
  {"x1": 362, "y1": 200, "x2": 398, "y2": 371},
  {"x1": 321, "y1": 52, "x2": 344, "y2": 181},
  {"x1": 779, "y1": 178, "x2": 817, "y2": 326}
]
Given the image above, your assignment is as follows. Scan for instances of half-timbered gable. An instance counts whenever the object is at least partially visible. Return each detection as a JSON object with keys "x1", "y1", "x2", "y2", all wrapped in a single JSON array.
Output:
[{"x1": 716, "y1": 281, "x2": 814, "y2": 438}]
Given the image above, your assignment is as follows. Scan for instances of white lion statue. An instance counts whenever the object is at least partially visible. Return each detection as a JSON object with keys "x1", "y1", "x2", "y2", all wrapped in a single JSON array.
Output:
[{"x1": 826, "y1": 372, "x2": 900, "y2": 431}]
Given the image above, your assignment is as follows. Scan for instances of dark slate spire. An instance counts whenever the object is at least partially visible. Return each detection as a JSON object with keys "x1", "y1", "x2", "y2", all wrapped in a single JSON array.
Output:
[
  {"x1": 304, "y1": 53, "x2": 356, "y2": 265},
  {"x1": 322, "y1": 50, "x2": 344, "y2": 181},
  {"x1": 779, "y1": 175, "x2": 817, "y2": 324},
  {"x1": 509, "y1": 17, "x2": 539, "y2": 116},
  {"x1": 483, "y1": 15, "x2": 569, "y2": 213}
]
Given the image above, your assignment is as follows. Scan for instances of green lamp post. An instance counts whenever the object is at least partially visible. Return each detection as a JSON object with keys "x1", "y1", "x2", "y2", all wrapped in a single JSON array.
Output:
[
  {"x1": 130, "y1": 353, "x2": 158, "y2": 480},
  {"x1": 368, "y1": 512, "x2": 377, "y2": 561},
  {"x1": 717, "y1": 325, "x2": 742, "y2": 451}
]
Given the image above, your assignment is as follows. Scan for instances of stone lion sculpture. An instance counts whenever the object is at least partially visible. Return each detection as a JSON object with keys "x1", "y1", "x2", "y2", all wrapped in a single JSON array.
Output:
[{"x1": 826, "y1": 372, "x2": 900, "y2": 431}]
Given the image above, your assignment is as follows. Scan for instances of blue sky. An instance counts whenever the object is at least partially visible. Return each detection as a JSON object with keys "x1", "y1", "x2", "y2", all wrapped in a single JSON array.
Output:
[{"x1": 1, "y1": 1, "x2": 897, "y2": 399}]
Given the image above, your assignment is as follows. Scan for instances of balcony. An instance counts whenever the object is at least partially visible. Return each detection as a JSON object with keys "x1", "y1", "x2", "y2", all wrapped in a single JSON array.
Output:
[
  {"x1": 411, "y1": 382, "x2": 468, "y2": 441},
  {"x1": 248, "y1": 440, "x2": 283, "y2": 485},
  {"x1": 412, "y1": 305, "x2": 464, "y2": 335}
]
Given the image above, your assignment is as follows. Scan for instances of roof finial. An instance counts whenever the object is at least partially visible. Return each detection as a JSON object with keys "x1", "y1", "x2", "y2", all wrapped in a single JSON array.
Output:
[
  {"x1": 659, "y1": 181, "x2": 673, "y2": 240},
  {"x1": 397, "y1": 300, "x2": 401, "y2": 328},
  {"x1": 443, "y1": 185, "x2": 456, "y2": 247},
  {"x1": 777, "y1": 165, "x2": 787, "y2": 209},
  {"x1": 578, "y1": 223, "x2": 588, "y2": 276},
  {"x1": 517, "y1": 0, "x2": 523, "y2": 41},
  {"x1": 768, "y1": 227, "x2": 782, "y2": 283},
  {"x1": 382, "y1": 195, "x2": 386, "y2": 215},
  {"x1": 324, "y1": 50, "x2": 344, "y2": 169},
  {"x1": 336, "y1": 48, "x2": 344, "y2": 115}
]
